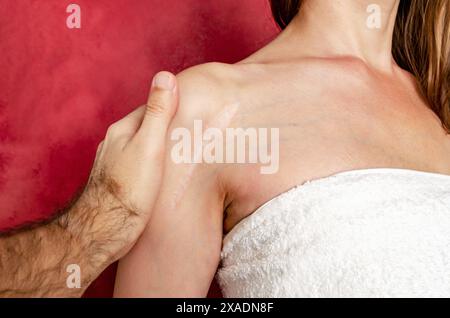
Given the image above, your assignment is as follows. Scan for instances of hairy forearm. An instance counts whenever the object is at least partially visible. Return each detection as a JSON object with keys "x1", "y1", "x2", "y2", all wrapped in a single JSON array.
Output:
[
  {"x1": 0, "y1": 177, "x2": 138, "y2": 298},
  {"x1": 0, "y1": 212, "x2": 89, "y2": 297}
]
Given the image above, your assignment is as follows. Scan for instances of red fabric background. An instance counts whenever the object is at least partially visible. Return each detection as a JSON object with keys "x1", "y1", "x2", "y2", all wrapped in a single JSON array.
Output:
[{"x1": 0, "y1": 0, "x2": 278, "y2": 297}]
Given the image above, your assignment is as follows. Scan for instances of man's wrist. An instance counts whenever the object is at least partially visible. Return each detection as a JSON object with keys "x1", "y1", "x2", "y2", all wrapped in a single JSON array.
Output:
[
  {"x1": 65, "y1": 178, "x2": 142, "y2": 275},
  {"x1": 0, "y1": 181, "x2": 140, "y2": 298}
]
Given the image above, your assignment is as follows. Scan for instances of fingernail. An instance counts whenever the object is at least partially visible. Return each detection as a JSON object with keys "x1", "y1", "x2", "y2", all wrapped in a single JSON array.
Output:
[{"x1": 153, "y1": 72, "x2": 175, "y2": 91}]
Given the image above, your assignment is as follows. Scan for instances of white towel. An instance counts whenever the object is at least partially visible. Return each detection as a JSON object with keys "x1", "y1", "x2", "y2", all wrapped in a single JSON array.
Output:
[{"x1": 218, "y1": 169, "x2": 450, "y2": 297}]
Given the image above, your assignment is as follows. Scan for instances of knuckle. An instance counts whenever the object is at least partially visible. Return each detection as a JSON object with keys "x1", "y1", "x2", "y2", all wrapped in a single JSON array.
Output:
[
  {"x1": 106, "y1": 123, "x2": 120, "y2": 138},
  {"x1": 146, "y1": 96, "x2": 168, "y2": 117},
  {"x1": 96, "y1": 140, "x2": 104, "y2": 152}
]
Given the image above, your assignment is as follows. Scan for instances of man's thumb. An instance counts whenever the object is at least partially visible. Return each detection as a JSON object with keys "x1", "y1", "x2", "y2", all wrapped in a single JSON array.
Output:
[{"x1": 139, "y1": 71, "x2": 178, "y2": 142}]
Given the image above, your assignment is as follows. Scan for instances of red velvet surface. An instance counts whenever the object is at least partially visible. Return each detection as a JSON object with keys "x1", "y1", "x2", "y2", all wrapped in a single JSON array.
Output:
[{"x1": 0, "y1": 0, "x2": 278, "y2": 297}]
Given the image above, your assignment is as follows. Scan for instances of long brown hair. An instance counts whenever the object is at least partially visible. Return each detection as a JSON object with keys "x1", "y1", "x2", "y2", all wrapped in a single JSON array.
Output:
[{"x1": 270, "y1": 0, "x2": 450, "y2": 132}]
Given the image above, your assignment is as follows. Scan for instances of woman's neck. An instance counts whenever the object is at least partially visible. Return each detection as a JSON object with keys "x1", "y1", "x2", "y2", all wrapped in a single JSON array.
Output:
[{"x1": 277, "y1": 0, "x2": 400, "y2": 71}]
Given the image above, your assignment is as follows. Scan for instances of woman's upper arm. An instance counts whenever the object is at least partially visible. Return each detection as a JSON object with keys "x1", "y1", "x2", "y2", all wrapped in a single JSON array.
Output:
[{"x1": 114, "y1": 65, "x2": 228, "y2": 297}]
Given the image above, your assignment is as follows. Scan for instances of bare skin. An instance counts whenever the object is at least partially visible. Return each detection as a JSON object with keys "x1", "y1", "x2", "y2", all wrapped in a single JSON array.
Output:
[
  {"x1": 114, "y1": 0, "x2": 450, "y2": 297},
  {"x1": 0, "y1": 72, "x2": 178, "y2": 297}
]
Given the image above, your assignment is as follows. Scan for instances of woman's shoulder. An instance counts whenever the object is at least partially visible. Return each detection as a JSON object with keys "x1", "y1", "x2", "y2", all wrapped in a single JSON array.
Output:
[
  {"x1": 176, "y1": 62, "x2": 247, "y2": 101},
  {"x1": 171, "y1": 57, "x2": 367, "y2": 126},
  {"x1": 173, "y1": 62, "x2": 244, "y2": 127}
]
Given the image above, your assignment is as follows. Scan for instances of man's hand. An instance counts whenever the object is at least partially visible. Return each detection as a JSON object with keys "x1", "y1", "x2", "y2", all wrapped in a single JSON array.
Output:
[
  {"x1": 0, "y1": 71, "x2": 178, "y2": 297},
  {"x1": 81, "y1": 71, "x2": 178, "y2": 259}
]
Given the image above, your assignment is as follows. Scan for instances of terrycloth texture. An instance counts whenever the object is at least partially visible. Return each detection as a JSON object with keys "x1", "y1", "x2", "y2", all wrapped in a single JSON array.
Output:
[{"x1": 218, "y1": 169, "x2": 450, "y2": 298}]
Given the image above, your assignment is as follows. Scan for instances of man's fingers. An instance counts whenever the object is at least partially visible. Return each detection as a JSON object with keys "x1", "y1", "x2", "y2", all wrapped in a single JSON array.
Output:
[
  {"x1": 108, "y1": 106, "x2": 146, "y2": 139},
  {"x1": 137, "y1": 71, "x2": 178, "y2": 148},
  {"x1": 119, "y1": 105, "x2": 146, "y2": 134}
]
